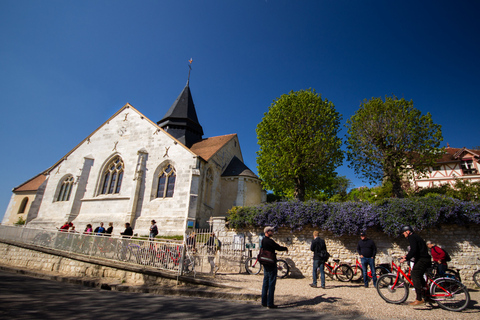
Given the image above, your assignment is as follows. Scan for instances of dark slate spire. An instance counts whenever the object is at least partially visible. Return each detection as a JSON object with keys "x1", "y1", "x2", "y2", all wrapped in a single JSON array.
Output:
[{"x1": 157, "y1": 82, "x2": 204, "y2": 148}]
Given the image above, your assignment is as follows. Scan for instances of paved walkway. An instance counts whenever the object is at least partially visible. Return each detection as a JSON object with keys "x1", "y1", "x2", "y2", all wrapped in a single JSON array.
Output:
[
  {"x1": 0, "y1": 270, "x2": 365, "y2": 320},
  {"x1": 1, "y1": 264, "x2": 479, "y2": 319}
]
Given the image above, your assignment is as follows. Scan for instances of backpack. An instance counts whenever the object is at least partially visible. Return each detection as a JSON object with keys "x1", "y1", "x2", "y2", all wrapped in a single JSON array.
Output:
[
  {"x1": 214, "y1": 238, "x2": 222, "y2": 250},
  {"x1": 434, "y1": 246, "x2": 451, "y2": 262},
  {"x1": 319, "y1": 249, "x2": 330, "y2": 262}
]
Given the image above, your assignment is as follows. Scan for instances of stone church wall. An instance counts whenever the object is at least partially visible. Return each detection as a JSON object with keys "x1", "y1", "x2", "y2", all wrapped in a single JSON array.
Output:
[{"x1": 28, "y1": 106, "x2": 199, "y2": 237}]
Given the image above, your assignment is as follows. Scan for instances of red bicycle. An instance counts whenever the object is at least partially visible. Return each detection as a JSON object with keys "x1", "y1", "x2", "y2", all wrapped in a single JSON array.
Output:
[
  {"x1": 350, "y1": 257, "x2": 390, "y2": 282},
  {"x1": 376, "y1": 258, "x2": 470, "y2": 312},
  {"x1": 321, "y1": 259, "x2": 353, "y2": 282}
]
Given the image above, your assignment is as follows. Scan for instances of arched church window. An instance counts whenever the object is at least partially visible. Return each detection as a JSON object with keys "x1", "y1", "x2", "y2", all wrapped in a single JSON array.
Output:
[
  {"x1": 57, "y1": 175, "x2": 74, "y2": 201},
  {"x1": 157, "y1": 164, "x2": 176, "y2": 198},
  {"x1": 205, "y1": 168, "x2": 213, "y2": 206},
  {"x1": 18, "y1": 197, "x2": 28, "y2": 214},
  {"x1": 100, "y1": 156, "x2": 124, "y2": 195}
]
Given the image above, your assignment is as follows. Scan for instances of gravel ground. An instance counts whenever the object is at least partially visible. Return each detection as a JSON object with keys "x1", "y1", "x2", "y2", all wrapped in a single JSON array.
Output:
[{"x1": 212, "y1": 272, "x2": 480, "y2": 320}]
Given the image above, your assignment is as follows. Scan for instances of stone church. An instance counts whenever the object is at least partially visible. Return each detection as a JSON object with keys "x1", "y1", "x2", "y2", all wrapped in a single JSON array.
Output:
[{"x1": 2, "y1": 82, "x2": 265, "y2": 236}]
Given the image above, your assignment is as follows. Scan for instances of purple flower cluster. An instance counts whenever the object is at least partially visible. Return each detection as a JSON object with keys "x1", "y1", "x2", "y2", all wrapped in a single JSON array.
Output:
[{"x1": 226, "y1": 196, "x2": 480, "y2": 237}]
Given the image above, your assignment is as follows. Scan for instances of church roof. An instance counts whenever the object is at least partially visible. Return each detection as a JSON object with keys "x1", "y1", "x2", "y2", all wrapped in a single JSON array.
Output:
[
  {"x1": 156, "y1": 83, "x2": 204, "y2": 146},
  {"x1": 13, "y1": 173, "x2": 47, "y2": 192},
  {"x1": 221, "y1": 156, "x2": 258, "y2": 178},
  {"x1": 190, "y1": 134, "x2": 237, "y2": 161}
]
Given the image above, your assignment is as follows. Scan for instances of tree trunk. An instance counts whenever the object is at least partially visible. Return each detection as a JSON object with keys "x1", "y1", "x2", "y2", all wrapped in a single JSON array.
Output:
[
  {"x1": 294, "y1": 176, "x2": 306, "y2": 201},
  {"x1": 390, "y1": 175, "x2": 404, "y2": 198}
]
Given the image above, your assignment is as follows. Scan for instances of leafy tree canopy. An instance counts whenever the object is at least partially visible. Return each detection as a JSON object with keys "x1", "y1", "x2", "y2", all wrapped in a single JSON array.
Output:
[
  {"x1": 256, "y1": 89, "x2": 343, "y2": 201},
  {"x1": 345, "y1": 95, "x2": 443, "y2": 198}
]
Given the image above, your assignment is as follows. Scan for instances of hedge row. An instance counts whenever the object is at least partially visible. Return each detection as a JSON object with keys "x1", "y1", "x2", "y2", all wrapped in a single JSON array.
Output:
[{"x1": 226, "y1": 196, "x2": 480, "y2": 237}]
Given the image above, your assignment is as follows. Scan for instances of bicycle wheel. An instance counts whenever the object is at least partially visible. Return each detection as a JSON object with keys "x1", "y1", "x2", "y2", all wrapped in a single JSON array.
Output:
[
  {"x1": 245, "y1": 257, "x2": 262, "y2": 275},
  {"x1": 277, "y1": 260, "x2": 290, "y2": 279},
  {"x1": 335, "y1": 264, "x2": 354, "y2": 282},
  {"x1": 350, "y1": 265, "x2": 363, "y2": 282},
  {"x1": 376, "y1": 274, "x2": 409, "y2": 304},
  {"x1": 430, "y1": 278, "x2": 470, "y2": 312},
  {"x1": 473, "y1": 270, "x2": 480, "y2": 288}
]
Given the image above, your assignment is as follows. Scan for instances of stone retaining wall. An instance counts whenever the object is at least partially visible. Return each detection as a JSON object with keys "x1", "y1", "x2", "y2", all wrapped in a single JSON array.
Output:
[{"x1": 214, "y1": 222, "x2": 480, "y2": 286}]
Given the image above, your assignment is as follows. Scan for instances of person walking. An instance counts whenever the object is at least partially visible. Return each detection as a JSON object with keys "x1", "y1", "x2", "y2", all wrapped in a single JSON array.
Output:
[
  {"x1": 310, "y1": 230, "x2": 327, "y2": 288},
  {"x1": 261, "y1": 226, "x2": 288, "y2": 309},
  {"x1": 400, "y1": 225, "x2": 431, "y2": 306},
  {"x1": 357, "y1": 231, "x2": 377, "y2": 288},
  {"x1": 149, "y1": 220, "x2": 158, "y2": 240},
  {"x1": 204, "y1": 233, "x2": 219, "y2": 274}
]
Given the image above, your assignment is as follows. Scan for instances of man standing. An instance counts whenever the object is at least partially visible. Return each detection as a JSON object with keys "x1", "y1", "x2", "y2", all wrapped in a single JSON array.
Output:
[
  {"x1": 310, "y1": 230, "x2": 327, "y2": 288},
  {"x1": 261, "y1": 226, "x2": 288, "y2": 309},
  {"x1": 357, "y1": 231, "x2": 377, "y2": 288},
  {"x1": 427, "y1": 241, "x2": 447, "y2": 276},
  {"x1": 400, "y1": 225, "x2": 431, "y2": 306}
]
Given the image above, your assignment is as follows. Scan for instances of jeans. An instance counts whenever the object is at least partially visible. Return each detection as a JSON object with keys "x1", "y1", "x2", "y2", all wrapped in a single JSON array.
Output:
[
  {"x1": 262, "y1": 264, "x2": 277, "y2": 307},
  {"x1": 312, "y1": 259, "x2": 325, "y2": 287},
  {"x1": 436, "y1": 263, "x2": 447, "y2": 276},
  {"x1": 361, "y1": 257, "x2": 376, "y2": 287}
]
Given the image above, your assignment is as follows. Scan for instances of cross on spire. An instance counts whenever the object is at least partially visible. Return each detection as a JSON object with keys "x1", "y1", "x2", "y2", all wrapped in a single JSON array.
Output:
[{"x1": 187, "y1": 58, "x2": 193, "y2": 84}]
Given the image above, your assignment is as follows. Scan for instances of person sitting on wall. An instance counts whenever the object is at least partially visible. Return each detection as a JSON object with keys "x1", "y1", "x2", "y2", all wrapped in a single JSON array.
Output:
[
  {"x1": 94, "y1": 222, "x2": 106, "y2": 236},
  {"x1": 59, "y1": 222, "x2": 70, "y2": 232},
  {"x1": 84, "y1": 224, "x2": 93, "y2": 234},
  {"x1": 120, "y1": 223, "x2": 133, "y2": 238},
  {"x1": 105, "y1": 222, "x2": 113, "y2": 236}
]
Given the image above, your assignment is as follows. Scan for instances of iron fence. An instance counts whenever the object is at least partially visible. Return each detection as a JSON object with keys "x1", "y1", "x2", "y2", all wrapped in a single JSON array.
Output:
[{"x1": 0, "y1": 225, "x2": 194, "y2": 275}]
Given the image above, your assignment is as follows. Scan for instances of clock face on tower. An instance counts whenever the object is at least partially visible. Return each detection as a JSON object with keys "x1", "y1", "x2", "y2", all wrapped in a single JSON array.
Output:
[{"x1": 117, "y1": 127, "x2": 127, "y2": 136}]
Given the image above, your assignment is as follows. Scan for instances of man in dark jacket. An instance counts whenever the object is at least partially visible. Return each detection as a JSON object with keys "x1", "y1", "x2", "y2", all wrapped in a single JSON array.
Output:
[
  {"x1": 310, "y1": 230, "x2": 327, "y2": 288},
  {"x1": 261, "y1": 226, "x2": 288, "y2": 309},
  {"x1": 400, "y1": 225, "x2": 431, "y2": 306},
  {"x1": 120, "y1": 223, "x2": 133, "y2": 238},
  {"x1": 357, "y1": 231, "x2": 377, "y2": 288}
]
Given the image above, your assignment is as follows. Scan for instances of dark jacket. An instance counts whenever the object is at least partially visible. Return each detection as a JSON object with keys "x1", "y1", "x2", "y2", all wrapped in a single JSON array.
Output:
[
  {"x1": 121, "y1": 227, "x2": 133, "y2": 238},
  {"x1": 357, "y1": 238, "x2": 377, "y2": 258},
  {"x1": 105, "y1": 226, "x2": 113, "y2": 236},
  {"x1": 261, "y1": 236, "x2": 288, "y2": 257},
  {"x1": 311, "y1": 237, "x2": 327, "y2": 261},
  {"x1": 405, "y1": 233, "x2": 431, "y2": 262}
]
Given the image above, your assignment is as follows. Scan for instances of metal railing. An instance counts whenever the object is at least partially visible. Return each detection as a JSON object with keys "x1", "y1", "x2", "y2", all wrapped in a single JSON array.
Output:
[{"x1": 0, "y1": 225, "x2": 193, "y2": 276}]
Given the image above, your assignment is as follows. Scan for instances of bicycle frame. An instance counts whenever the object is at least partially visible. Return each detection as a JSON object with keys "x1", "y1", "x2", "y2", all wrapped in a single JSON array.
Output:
[
  {"x1": 324, "y1": 260, "x2": 339, "y2": 273},
  {"x1": 389, "y1": 260, "x2": 458, "y2": 300}
]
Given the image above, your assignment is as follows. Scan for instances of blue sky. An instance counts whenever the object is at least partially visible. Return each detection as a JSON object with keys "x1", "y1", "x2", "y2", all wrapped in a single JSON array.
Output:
[{"x1": 1, "y1": 0, "x2": 479, "y2": 221}]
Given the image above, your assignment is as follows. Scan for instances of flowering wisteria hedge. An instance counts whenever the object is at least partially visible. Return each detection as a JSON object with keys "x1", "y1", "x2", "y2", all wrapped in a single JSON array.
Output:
[{"x1": 226, "y1": 196, "x2": 480, "y2": 237}]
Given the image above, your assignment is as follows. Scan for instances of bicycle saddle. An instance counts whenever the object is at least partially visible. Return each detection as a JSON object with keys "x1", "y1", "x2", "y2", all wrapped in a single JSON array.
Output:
[{"x1": 333, "y1": 259, "x2": 340, "y2": 263}]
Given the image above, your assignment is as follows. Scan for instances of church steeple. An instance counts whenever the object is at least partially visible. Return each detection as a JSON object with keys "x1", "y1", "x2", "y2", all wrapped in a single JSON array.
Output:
[{"x1": 157, "y1": 82, "x2": 204, "y2": 148}]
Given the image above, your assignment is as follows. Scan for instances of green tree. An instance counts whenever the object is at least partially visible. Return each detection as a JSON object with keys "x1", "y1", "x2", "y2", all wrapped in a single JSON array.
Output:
[
  {"x1": 256, "y1": 89, "x2": 343, "y2": 201},
  {"x1": 345, "y1": 95, "x2": 443, "y2": 198}
]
